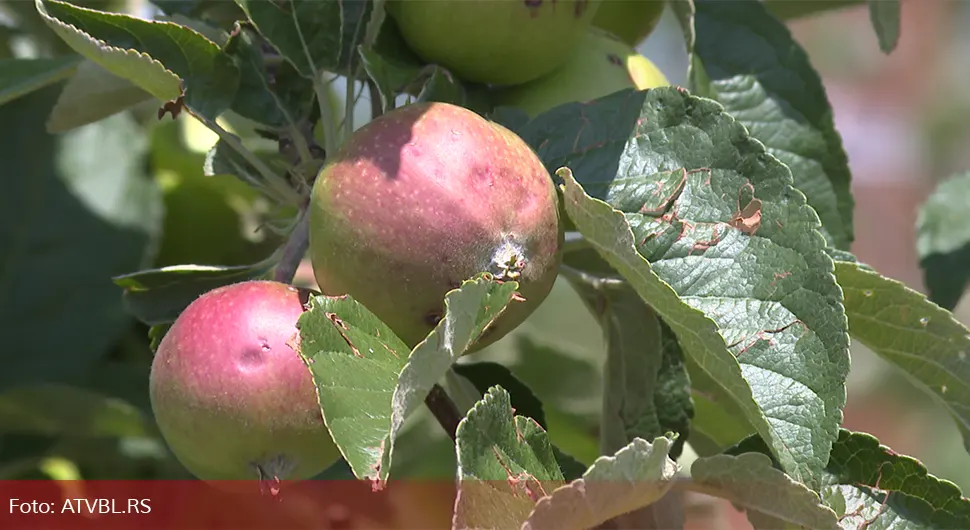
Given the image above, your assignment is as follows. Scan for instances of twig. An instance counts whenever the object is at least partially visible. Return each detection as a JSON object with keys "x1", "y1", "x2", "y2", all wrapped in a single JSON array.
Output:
[
  {"x1": 559, "y1": 264, "x2": 626, "y2": 289},
  {"x1": 314, "y1": 74, "x2": 339, "y2": 157},
  {"x1": 273, "y1": 200, "x2": 311, "y2": 284},
  {"x1": 424, "y1": 384, "x2": 462, "y2": 442},
  {"x1": 343, "y1": 72, "x2": 357, "y2": 141},
  {"x1": 195, "y1": 114, "x2": 301, "y2": 206},
  {"x1": 367, "y1": 78, "x2": 383, "y2": 121}
]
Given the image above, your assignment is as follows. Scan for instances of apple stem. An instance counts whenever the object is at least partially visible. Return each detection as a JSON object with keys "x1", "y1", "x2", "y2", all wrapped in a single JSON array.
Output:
[
  {"x1": 273, "y1": 202, "x2": 311, "y2": 285},
  {"x1": 425, "y1": 384, "x2": 462, "y2": 442}
]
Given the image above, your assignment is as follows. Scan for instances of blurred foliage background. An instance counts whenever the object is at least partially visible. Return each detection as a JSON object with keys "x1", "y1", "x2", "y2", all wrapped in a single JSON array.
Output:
[{"x1": 2, "y1": 0, "x2": 970, "y2": 527}]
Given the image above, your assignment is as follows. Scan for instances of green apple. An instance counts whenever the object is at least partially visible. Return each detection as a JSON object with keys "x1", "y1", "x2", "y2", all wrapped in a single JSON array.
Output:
[
  {"x1": 493, "y1": 27, "x2": 670, "y2": 118},
  {"x1": 387, "y1": 0, "x2": 601, "y2": 86},
  {"x1": 592, "y1": 0, "x2": 666, "y2": 47},
  {"x1": 308, "y1": 102, "x2": 564, "y2": 351}
]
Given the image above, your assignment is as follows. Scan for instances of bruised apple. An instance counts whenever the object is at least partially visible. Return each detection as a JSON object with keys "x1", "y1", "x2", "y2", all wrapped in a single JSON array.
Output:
[
  {"x1": 386, "y1": 0, "x2": 601, "y2": 86},
  {"x1": 493, "y1": 27, "x2": 669, "y2": 118},
  {"x1": 592, "y1": 0, "x2": 666, "y2": 47},
  {"x1": 150, "y1": 281, "x2": 340, "y2": 484},
  {"x1": 308, "y1": 102, "x2": 563, "y2": 350}
]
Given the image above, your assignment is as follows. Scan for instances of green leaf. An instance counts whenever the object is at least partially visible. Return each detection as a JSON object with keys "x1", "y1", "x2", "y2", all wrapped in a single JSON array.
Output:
[
  {"x1": 916, "y1": 171, "x2": 970, "y2": 310},
  {"x1": 112, "y1": 261, "x2": 277, "y2": 326},
  {"x1": 526, "y1": 86, "x2": 849, "y2": 489},
  {"x1": 835, "y1": 260, "x2": 970, "y2": 456},
  {"x1": 0, "y1": 56, "x2": 79, "y2": 106},
  {"x1": 453, "y1": 362, "x2": 548, "y2": 429},
  {"x1": 223, "y1": 24, "x2": 314, "y2": 129},
  {"x1": 297, "y1": 294, "x2": 410, "y2": 481},
  {"x1": 46, "y1": 59, "x2": 153, "y2": 133},
  {"x1": 669, "y1": 0, "x2": 695, "y2": 80},
  {"x1": 763, "y1": 0, "x2": 865, "y2": 20},
  {"x1": 868, "y1": 0, "x2": 900, "y2": 54},
  {"x1": 235, "y1": 0, "x2": 372, "y2": 79},
  {"x1": 385, "y1": 276, "x2": 519, "y2": 470},
  {"x1": 522, "y1": 437, "x2": 679, "y2": 530},
  {"x1": 692, "y1": 0, "x2": 854, "y2": 250},
  {"x1": 506, "y1": 334, "x2": 601, "y2": 421},
  {"x1": 454, "y1": 386, "x2": 565, "y2": 530},
  {"x1": 0, "y1": 86, "x2": 161, "y2": 392},
  {"x1": 203, "y1": 137, "x2": 287, "y2": 193},
  {"x1": 687, "y1": 452, "x2": 839, "y2": 529},
  {"x1": 357, "y1": 18, "x2": 468, "y2": 113},
  {"x1": 148, "y1": 323, "x2": 171, "y2": 353},
  {"x1": 689, "y1": 390, "x2": 752, "y2": 454},
  {"x1": 567, "y1": 275, "x2": 695, "y2": 461},
  {"x1": 35, "y1": 0, "x2": 240, "y2": 119},
  {"x1": 452, "y1": 362, "x2": 590, "y2": 481},
  {"x1": 0, "y1": 385, "x2": 152, "y2": 438},
  {"x1": 821, "y1": 430, "x2": 970, "y2": 528},
  {"x1": 297, "y1": 274, "x2": 516, "y2": 482}
]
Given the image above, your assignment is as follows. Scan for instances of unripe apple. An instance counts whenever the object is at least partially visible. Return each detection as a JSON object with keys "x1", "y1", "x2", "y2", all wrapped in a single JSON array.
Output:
[
  {"x1": 308, "y1": 102, "x2": 563, "y2": 351},
  {"x1": 386, "y1": 0, "x2": 601, "y2": 86},
  {"x1": 592, "y1": 0, "x2": 666, "y2": 47},
  {"x1": 493, "y1": 27, "x2": 670, "y2": 118},
  {"x1": 150, "y1": 281, "x2": 340, "y2": 485}
]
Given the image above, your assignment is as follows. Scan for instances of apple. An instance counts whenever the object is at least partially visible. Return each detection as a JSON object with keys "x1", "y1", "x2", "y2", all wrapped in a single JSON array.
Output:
[
  {"x1": 308, "y1": 102, "x2": 563, "y2": 350},
  {"x1": 492, "y1": 27, "x2": 670, "y2": 118},
  {"x1": 592, "y1": 0, "x2": 666, "y2": 47},
  {"x1": 150, "y1": 281, "x2": 340, "y2": 485},
  {"x1": 386, "y1": 0, "x2": 601, "y2": 86}
]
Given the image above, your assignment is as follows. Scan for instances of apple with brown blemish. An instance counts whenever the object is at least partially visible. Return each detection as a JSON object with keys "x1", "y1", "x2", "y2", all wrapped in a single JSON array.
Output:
[
  {"x1": 386, "y1": 0, "x2": 601, "y2": 86},
  {"x1": 149, "y1": 280, "x2": 341, "y2": 487},
  {"x1": 308, "y1": 102, "x2": 563, "y2": 351}
]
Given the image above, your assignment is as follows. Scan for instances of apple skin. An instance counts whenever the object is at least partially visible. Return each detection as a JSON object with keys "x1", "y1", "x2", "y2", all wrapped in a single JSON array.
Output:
[
  {"x1": 308, "y1": 102, "x2": 563, "y2": 351},
  {"x1": 150, "y1": 281, "x2": 340, "y2": 485},
  {"x1": 592, "y1": 0, "x2": 666, "y2": 47},
  {"x1": 387, "y1": 0, "x2": 601, "y2": 86},
  {"x1": 493, "y1": 27, "x2": 670, "y2": 118}
]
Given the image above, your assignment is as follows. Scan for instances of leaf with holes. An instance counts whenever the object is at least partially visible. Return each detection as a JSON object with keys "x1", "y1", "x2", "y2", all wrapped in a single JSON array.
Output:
[
  {"x1": 687, "y1": 453, "x2": 839, "y2": 529},
  {"x1": 454, "y1": 386, "x2": 565, "y2": 530},
  {"x1": 522, "y1": 437, "x2": 679, "y2": 530},
  {"x1": 235, "y1": 0, "x2": 372, "y2": 79},
  {"x1": 516, "y1": 86, "x2": 849, "y2": 489},
  {"x1": 298, "y1": 274, "x2": 518, "y2": 482},
  {"x1": 917, "y1": 171, "x2": 970, "y2": 311},
  {"x1": 0, "y1": 56, "x2": 80, "y2": 106},
  {"x1": 35, "y1": 0, "x2": 239, "y2": 119},
  {"x1": 835, "y1": 260, "x2": 970, "y2": 456},
  {"x1": 113, "y1": 261, "x2": 277, "y2": 326},
  {"x1": 692, "y1": 0, "x2": 854, "y2": 250}
]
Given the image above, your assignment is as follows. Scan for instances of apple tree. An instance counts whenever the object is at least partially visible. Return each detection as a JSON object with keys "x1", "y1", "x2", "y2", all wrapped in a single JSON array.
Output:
[{"x1": 3, "y1": 0, "x2": 970, "y2": 528}]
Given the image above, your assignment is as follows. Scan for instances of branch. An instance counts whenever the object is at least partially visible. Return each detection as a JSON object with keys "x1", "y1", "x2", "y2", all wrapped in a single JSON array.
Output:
[
  {"x1": 424, "y1": 383, "x2": 462, "y2": 442},
  {"x1": 273, "y1": 201, "x2": 310, "y2": 284}
]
